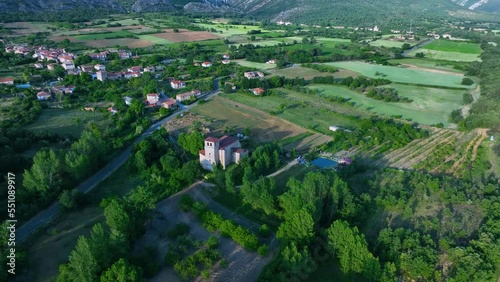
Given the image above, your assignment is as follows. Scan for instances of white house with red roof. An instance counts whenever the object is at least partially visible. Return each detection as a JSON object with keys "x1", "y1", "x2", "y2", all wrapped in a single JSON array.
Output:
[
  {"x1": 36, "y1": 91, "x2": 51, "y2": 100},
  {"x1": 146, "y1": 93, "x2": 160, "y2": 106},
  {"x1": 171, "y1": 80, "x2": 186, "y2": 89},
  {"x1": 161, "y1": 98, "x2": 177, "y2": 109},
  {"x1": 202, "y1": 61, "x2": 212, "y2": 67},
  {"x1": 251, "y1": 88, "x2": 265, "y2": 96},
  {"x1": 199, "y1": 135, "x2": 248, "y2": 170},
  {"x1": 0, "y1": 78, "x2": 14, "y2": 85},
  {"x1": 127, "y1": 66, "x2": 143, "y2": 73}
]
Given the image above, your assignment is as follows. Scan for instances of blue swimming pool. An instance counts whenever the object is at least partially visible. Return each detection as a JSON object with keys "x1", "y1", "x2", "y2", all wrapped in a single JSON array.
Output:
[{"x1": 311, "y1": 158, "x2": 338, "y2": 168}]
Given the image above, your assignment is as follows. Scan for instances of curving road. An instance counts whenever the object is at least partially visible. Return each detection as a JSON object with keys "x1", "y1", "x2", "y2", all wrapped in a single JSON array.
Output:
[
  {"x1": 402, "y1": 38, "x2": 435, "y2": 57},
  {"x1": 16, "y1": 81, "x2": 221, "y2": 243}
]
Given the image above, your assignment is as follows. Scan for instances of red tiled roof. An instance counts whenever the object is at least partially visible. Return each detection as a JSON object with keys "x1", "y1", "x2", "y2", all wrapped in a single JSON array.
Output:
[
  {"x1": 233, "y1": 148, "x2": 247, "y2": 153},
  {"x1": 147, "y1": 93, "x2": 158, "y2": 97},
  {"x1": 205, "y1": 137, "x2": 218, "y2": 142},
  {"x1": 162, "y1": 98, "x2": 176, "y2": 105},
  {"x1": 219, "y1": 135, "x2": 239, "y2": 149},
  {"x1": 199, "y1": 150, "x2": 205, "y2": 156},
  {"x1": 0, "y1": 78, "x2": 14, "y2": 82}
]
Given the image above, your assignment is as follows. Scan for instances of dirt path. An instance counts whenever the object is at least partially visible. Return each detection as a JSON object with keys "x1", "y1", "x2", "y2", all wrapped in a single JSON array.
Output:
[
  {"x1": 267, "y1": 159, "x2": 298, "y2": 177},
  {"x1": 462, "y1": 86, "x2": 480, "y2": 118}
]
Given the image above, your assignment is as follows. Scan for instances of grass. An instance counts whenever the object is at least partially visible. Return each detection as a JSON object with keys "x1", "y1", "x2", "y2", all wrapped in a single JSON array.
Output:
[
  {"x1": 233, "y1": 59, "x2": 276, "y2": 70},
  {"x1": 25, "y1": 109, "x2": 107, "y2": 137},
  {"x1": 195, "y1": 23, "x2": 273, "y2": 37},
  {"x1": 0, "y1": 69, "x2": 21, "y2": 78},
  {"x1": 96, "y1": 19, "x2": 141, "y2": 27},
  {"x1": 423, "y1": 39, "x2": 481, "y2": 54},
  {"x1": 368, "y1": 39, "x2": 407, "y2": 48},
  {"x1": 27, "y1": 165, "x2": 140, "y2": 282},
  {"x1": 190, "y1": 96, "x2": 312, "y2": 146},
  {"x1": 222, "y1": 92, "x2": 358, "y2": 134},
  {"x1": 408, "y1": 49, "x2": 481, "y2": 62},
  {"x1": 389, "y1": 58, "x2": 467, "y2": 73},
  {"x1": 326, "y1": 61, "x2": 474, "y2": 89},
  {"x1": 74, "y1": 30, "x2": 133, "y2": 41},
  {"x1": 268, "y1": 66, "x2": 334, "y2": 80},
  {"x1": 309, "y1": 84, "x2": 465, "y2": 126},
  {"x1": 272, "y1": 164, "x2": 312, "y2": 194},
  {"x1": 137, "y1": 34, "x2": 173, "y2": 45}
]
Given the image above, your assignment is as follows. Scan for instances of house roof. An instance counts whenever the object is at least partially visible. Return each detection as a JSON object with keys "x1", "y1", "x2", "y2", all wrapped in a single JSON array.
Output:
[
  {"x1": 162, "y1": 98, "x2": 176, "y2": 105},
  {"x1": 199, "y1": 150, "x2": 205, "y2": 156},
  {"x1": 233, "y1": 148, "x2": 247, "y2": 153},
  {"x1": 37, "y1": 91, "x2": 50, "y2": 97},
  {"x1": 176, "y1": 92, "x2": 195, "y2": 98},
  {"x1": 0, "y1": 78, "x2": 14, "y2": 82},
  {"x1": 205, "y1": 137, "x2": 218, "y2": 142},
  {"x1": 171, "y1": 80, "x2": 184, "y2": 84},
  {"x1": 219, "y1": 135, "x2": 239, "y2": 149},
  {"x1": 147, "y1": 93, "x2": 159, "y2": 97}
]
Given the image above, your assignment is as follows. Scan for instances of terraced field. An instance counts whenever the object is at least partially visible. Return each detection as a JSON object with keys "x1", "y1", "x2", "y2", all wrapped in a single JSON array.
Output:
[{"x1": 372, "y1": 128, "x2": 488, "y2": 176}]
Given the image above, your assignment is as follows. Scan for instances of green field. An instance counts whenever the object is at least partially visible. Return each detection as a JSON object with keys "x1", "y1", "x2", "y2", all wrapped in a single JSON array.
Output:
[
  {"x1": 308, "y1": 84, "x2": 465, "y2": 126},
  {"x1": 222, "y1": 92, "x2": 359, "y2": 134},
  {"x1": 408, "y1": 49, "x2": 481, "y2": 62},
  {"x1": 195, "y1": 23, "x2": 273, "y2": 37},
  {"x1": 268, "y1": 66, "x2": 334, "y2": 79},
  {"x1": 389, "y1": 58, "x2": 466, "y2": 73},
  {"x1": 137, "y1": 34, "x2": 173, "y2": 45},
  {"x1": 369, "y1": 39, "x2": 407, "y2": 48},
  {"x1": 423, "y1": 39, "x2": 481, "y2": 54},
  {"x1": 26, "y1": 109, "x2": 107, "y2": 137},
  {"x1": 327, "y1": 61, "x2": 473, "y2": 88},
  {"x1": 233, "y1": 59, "x2": 276, "y2": 70},
  {"x1": 74, "y1": 30, "x2": 133, "y2": 40}
]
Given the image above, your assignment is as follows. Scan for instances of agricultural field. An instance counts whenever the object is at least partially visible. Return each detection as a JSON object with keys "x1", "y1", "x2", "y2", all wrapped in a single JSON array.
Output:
[
  {"x1": 309, "y1": 84, "x2": 465, "y2": 126},
  {"x1": 190, "y1": 96, "x2": 330, "y2": 149},
  {"x1": 148, "y1": 29, "x2": 221, "y2": 42},
  {"x1": 1, "y1": 22, "x2": 55, "y2": 36},
  {"x1": 25, "y1": 109, "x2": 107, "y2": 137},
  {"x1": 327, "y1": 61, "x2": 473, "y2": 89},
  {"x1": 408, "y1": 39, "x2": 482, "y2": 62},
  {"x1": 233, "y1": 59, "x2": 277, "y2": 70},
  {"x1": 389, "y1": 58, "x2": 466, "y2": 73},
  {"x1": 221, "y1": 91, "x2": 359, "y2": 134},
  {"x1": 137, "y1": 34, "x2": 173, "y2": 45},
  {"x1": 195, "y1": 23, "x2": 273, "y2": 37},
  {"x1": 268, "y1": 65, "x2": 334, "y2": 79},
  {"x1": 408, "y1": 49, "x2": 481, "y2": 62},
  {"x1": 368, "y1": 39, "x2": 407, "y2": 48},
  {"x1": 73, "y1": 30, "x2": 134, "y2": 40}
]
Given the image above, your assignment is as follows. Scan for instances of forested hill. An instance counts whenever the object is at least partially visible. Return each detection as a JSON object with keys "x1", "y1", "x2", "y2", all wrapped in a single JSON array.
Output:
[{"x1": 0, "y1": 0, "x2": 499, "y2": 23}]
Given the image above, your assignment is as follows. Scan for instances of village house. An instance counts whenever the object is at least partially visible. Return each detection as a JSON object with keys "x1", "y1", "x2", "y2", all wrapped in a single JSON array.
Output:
[
  {"x1": 244, "y1": 71, "x2": 265, "y2": 79},
  {"x1": 88, "y1": 52, "x2": 108, "y2": 61},
  {"x1": 62, "y1": 61, "x2": 75, "y2": 70},
  {"x1": 123, "y1": 96, "x2": 133, "y2": 106},
  {"x1": 222, "y1": 54, "x2": 230, "y2": 59},
  {"x1": 171, "y1": 80, "x2": 186, "y2": 89},
  {"x1": 199, "y1": 135, "x2": 249, "y2": 170},
  {"x1": 202, "y1": 61, "x2": 212, "y2": 68},
  {"x1": 33, "y1": 63, "x2": 43, "y2": 69},
  {"x1": 107, "y1": 107, "x2": 118, "y2": 114},
  {"x1": 127, "y1": 66, "x2": 143, "y2": 73},
  {"x1": 0, "y1": 78, "x2": 14, "y2": 85},
  {"x1": 251, "y1": 88, "x2": 265, "y2": 96},
  {"x1": 143, "y1": 67, "x2": 155, "y2": 73},
  {"x1": 47, "y1": 63, "x2": 57, "y2": 70},
  {"x1": 123, "y1": 72, "x2": 141, "y2": 79},
  {"x1": 161, "y1": 98, "x2": 177, "y2": 109},
  {"x1": 175, "y1": 90, "x2": 201, "y2": 102},
  {"x1": 36, "y1": 91, "x2": 51, "y2": 100},
  {"x1": 266, "y1": 59, "x2": 277, "y2": 64},
  {"x1": 94, "y1": 64, "x2": 106, "y2": 71},
  {"x1": 221, "y1": 60, "x2": 231, "y2": 64},
  {"x1": 58, "y1": 55, "x2": 74, "y2": 63},
  {"x1": 52, "y1": 85, "x2": 75, "y2": 95},
  {"x1": 146, "y1": 93, "x2": 160, "y2": 106},
  {"x1": 80, "y1": 65, "x2": 94, "y2": 73}
]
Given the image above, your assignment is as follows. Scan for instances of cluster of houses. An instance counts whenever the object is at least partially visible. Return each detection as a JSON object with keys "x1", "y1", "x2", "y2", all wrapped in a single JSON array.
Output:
[
  {"x1": 36, "y1": 85, "x2": 75, "y2": 101},
  {"x1": 88, "y1": 49, "x2": 132, "y2": 61},
  {"x1": 244, "y1": 71, "x2": 265, "y2": 79},
  {"x1": 95, "y1": 65, "x2": 155, "y2": 81}
]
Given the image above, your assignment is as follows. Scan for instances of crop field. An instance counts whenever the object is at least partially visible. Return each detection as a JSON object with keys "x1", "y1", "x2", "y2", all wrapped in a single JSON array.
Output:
[
  {"x1": 190, "y1": 96, "x2": 330, "y2": 149},
  {"x1": 423, "y1": 39, "x2": 482, "y2": 54},
  {"x1": 222, "y1": 92, "x2": 359, "y2": 134},
  {"x1": 327, "y1": 61, "x2": 473, "y2": 89},
  {"x1": 74, "y1": 30, "x2": 133, "y2": 40},
  {"x1": 137, "y1": 34, "x2": 173, "y2": 45},
  {"x1": 1, "y1": 22, "x2": 55, "y2": 36},
  {"x1": 26, "y1": 109, "x2": 107, "y2": 137},
  {"x1": 309, "y1": 84, "x2": 464, "y2": 126},
  {"x1": 149, "y1": 29, "x2": 221, "y2": 42},
  {"x1": 369, "y1": 39, "x2": 407, "y2": 48}
]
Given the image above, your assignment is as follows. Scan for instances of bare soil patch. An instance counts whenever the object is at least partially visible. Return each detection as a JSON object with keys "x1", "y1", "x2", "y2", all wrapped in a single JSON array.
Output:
[
  {"x1": 401, "y1": 64, "x2": 464, "y2": 76},
  {"x1": 84, "y1": 38, "x2": 154, "y2": 48}
]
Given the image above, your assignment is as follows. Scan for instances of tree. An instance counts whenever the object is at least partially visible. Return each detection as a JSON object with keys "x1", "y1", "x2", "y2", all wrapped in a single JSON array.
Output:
[
  {"x1": 59, "y1": 189, "x2": 82, "y2": 210},
  {"x1": 23, "y1": 149, "x2": 61, "y2": 198},
  {"x1": 276, "y1": 208, "x2": 315, "y2": 245},
  {"x1": 281, "y1": 242, "x2": 315, "y2": 276},
  {"x1": 327, "y1": 220, "x2": 380, "y2": 279},
  {"x1": 104, "y1": 199, "x2": 131, "y2": 236},
  {"x1": 100, "y1": 258, "x2": 141, "y2": 282},
  {"x1": 178, "y1": 131, "x2": 204, "y2": 156}
]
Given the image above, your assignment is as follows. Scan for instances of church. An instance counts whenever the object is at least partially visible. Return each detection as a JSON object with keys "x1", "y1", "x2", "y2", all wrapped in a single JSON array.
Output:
[{"x1": 199, "y1": 135, "x2": 248, "y2": 170}]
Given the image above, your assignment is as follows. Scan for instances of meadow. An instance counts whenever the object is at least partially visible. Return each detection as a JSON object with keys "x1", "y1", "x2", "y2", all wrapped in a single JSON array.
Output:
[
  {"x1": 423, "y1": 39, "x2": 482, "y2": 54},
  {"x1": 233, "y1": 59, "x2": 277, "y2": 70},
  {"x1": 308, "y1": 84, "x2": 465, "y2": 126},
  {"x1": 25, "y1": 109, "x2": 107, "y2": 137},
  {"x1": 408, "y1": 49, "x2": 481, "y2": 62},
  {"x1": 389, "y1": 58, "x2": 466, "y2": 73},
  {"x1": 137, "y1": 34, "x2": 173, "y2": 45},
  {"x1": 326, "y1": 61, "x2": 473, "y2": 89},
  {"x1": 195, "y1": 23, "x2": 274, "y2": 37},
  {"x1": 368, "y1": 39, "x2": 407, "y2": 48},
  {"x1": 268, "y1": 66, "x2": 334, "y2": 79},
  {"x1": 73, "y1": 30, "x2": 133, "y2": 41}
]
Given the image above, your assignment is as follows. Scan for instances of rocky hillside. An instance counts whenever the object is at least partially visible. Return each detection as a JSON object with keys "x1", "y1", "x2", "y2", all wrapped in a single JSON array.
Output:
[
  {"x1": 450, "y1": 0, "x2": 500, "y2": 13},
  {"x1": 131, "y1": 0, "x2": 175, "y2": 12}
]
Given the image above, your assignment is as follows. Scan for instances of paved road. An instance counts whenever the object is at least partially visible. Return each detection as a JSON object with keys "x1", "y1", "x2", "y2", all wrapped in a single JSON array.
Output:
[
  {"x1": 402, "y1": 38, "x2": 435, "y2": 57},
  {"x1": 16, "y1": 81, "x2": 221, "y2": 243}
]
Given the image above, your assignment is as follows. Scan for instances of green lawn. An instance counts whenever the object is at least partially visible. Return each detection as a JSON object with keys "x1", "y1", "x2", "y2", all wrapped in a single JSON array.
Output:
[
  {"x1": 326, "y1": 61, "x2": 473, "y2": 89},
  {"x1": 137, "y1": 34, "x2": 173, "y2": 45},
  {"x1": 309, "y1": 84, "x2": 465, "y2": 126},
  {"x1": 195, "y1": 23, "x2": 273, "y2": 37},
  {"x1": 423, "y1": 39, "x2": 481, "y2": 54},
  {"x1": 408, "y1": 49, "x2": 481, "y2": 62},
  {"x1": 26, "y1": 109, "x2": 107, "y2": 137},
  {"x1": 369, "y1": 39, "x2": 406, "y2": 48},
  {"x1": 74, "y1": 30, "x2": 133, "y2": 41},
  {"x1": 233, "y1": 59, "x2": 276, "y2": 70}
]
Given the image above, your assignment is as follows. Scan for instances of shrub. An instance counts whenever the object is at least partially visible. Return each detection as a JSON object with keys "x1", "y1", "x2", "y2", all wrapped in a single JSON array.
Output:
[
  {"x1": 179, "y1": 195, "x2": 194, "y2": 212},
  {"x1": 258, "y1": 245, "x2": 269, "y2": 256},
  {"x1": 167, "y1": 223, "x2": 190, "y2": 239},
  {"x1": 201, "y1": 269, "x2": 211, "y2": 279},
  {"x1": 191, "y1": 201, "x2": 207, "y2": 216},
  {"x1": 207, "y1": 236, "x2": 219, "y2": 249},
  {"x1": 461, "y1": 77, "x2": 474, "y2": 86},
  {"x1": 258, "y1": 224, "x2": 271, "y2": 238},
  {"x1": 463, "y1": 93, "x2": 474, "y2": 104}
]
